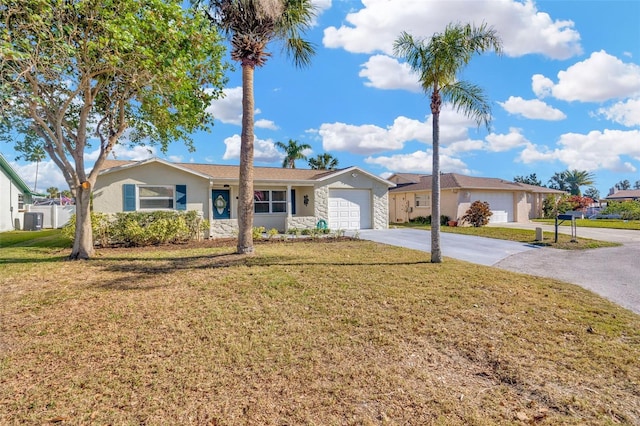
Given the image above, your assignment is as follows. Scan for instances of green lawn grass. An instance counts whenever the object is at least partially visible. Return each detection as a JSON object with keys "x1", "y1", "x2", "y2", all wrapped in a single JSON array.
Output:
[
  {"x1": 533, "y1": 218, "x2": 640, "y2": 230},
  {"x1": 1, "y1": 233, "x2": 639, "y2": 424}
]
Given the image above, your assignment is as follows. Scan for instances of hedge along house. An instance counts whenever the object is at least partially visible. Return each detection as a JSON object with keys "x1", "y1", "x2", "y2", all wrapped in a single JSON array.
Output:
[
  {"x1": 388, "y1": 172, "x2": 564, "y2": 224},
  {"x1": 94, "y1": 158, "x2": 394, "y2": 236},
  {"x1": 0, "y1": 152, "x2": 39, "y2": 232}
]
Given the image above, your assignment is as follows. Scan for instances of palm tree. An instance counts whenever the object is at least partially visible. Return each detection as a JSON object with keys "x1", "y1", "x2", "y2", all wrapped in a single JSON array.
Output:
[
  {"x1": 393, "y1": 23, "x2": 502, "y2": 263},
  {"x1": 547, "y1": 171, "x2": 570, "y2": 192},
  {"x1": 276, "y1": 139, "x2": 311, "y2": 168},
  {"x1": 198, "y1": 0, "x2": 316, "y2": 254},
  {"x1": 308, "y1": 153, "x2": 339, "y2": 170},
  {"x1": 46, "y1": 186, "x2": 59, "y2": 199},
  {"x1": 564, "y1": 169, "x2": 595, "y2": 196}
]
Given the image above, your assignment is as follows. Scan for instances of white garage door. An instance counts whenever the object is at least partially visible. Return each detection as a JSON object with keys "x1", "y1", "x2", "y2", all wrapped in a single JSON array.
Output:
[
  {"x1": 470, "y1": 192, "x2": 514, "y2": 223},
  {"x1": 328, "y1": 189, "x2": 371, "y2": 230}
]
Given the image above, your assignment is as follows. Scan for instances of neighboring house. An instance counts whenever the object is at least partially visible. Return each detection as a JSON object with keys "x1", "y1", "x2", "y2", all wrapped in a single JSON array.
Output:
[
  {"x1": 94, "y1": 158, "x2": 395, "y2": 236},
  {"x1": 0, "y1": 153, "x2": 38, "y2": 232},
  {"x1": 388, "y1": 172, "x2": 564, "y2": 224},
  {"x1": 605, "y1": 188, "x2": 640, "y2": 202}
]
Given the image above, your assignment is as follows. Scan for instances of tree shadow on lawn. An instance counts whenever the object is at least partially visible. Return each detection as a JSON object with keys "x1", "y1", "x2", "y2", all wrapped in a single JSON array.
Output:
[{"x1": 90, "y1": 250, "x2": 431, "y2": 291}]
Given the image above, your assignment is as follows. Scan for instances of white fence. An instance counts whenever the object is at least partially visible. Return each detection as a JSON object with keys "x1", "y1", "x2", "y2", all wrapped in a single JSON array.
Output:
[{"x1": 26, "y1": 205, "x2": 75, "y2": 229}]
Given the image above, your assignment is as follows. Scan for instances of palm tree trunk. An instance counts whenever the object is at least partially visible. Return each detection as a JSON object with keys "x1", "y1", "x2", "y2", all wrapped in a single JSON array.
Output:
[
  {"x1": 237, "y1": 62, "x2": 256, "y2": 254},
  {"x1": 430, "y1": 91, "x2": 442, "y2": 263}
]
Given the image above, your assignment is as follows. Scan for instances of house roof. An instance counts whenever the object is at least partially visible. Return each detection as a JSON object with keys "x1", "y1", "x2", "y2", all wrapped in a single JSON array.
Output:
[
  {"x1": 389, "y1": 172, "x2": 563, "y2": 194},
  {"x1": 605, "y1": 189, "x2": 640, "y2": 200},
  {"x1": 98, "y1": 158, "x2": 394, "y2": 187},
  {"x1": 0, "y1": 152, "x2": 37, "y2": 195}
]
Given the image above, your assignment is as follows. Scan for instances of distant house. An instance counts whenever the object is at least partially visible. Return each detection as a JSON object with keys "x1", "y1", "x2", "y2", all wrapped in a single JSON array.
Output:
[
  {"x1": 94, "y1": 158, "x2": 395, "y2": 236},
  {"x1": 0, "y1": 153, "x2": 38, "y2": 232},
  {"x1": 388, "y1": 172, "x2": 564, "y2": 224},
  {"x1": 605, "y1": 188, "x2": 640, "y2": 202}
]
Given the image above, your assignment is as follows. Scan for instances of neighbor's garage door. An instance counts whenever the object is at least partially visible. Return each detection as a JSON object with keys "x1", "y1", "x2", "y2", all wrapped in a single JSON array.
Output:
[
  {"x1": 328, "y1": 189, "x2": 371, "y2": 230},
  {"x1": 470, "y1": 192, "x2": 513, "y2": 223}
]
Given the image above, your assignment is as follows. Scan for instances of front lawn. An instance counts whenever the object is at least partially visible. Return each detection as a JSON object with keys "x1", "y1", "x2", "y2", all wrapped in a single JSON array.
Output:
[{"x1": 1, "y1": 234, "x2": 639, "y2": 424}]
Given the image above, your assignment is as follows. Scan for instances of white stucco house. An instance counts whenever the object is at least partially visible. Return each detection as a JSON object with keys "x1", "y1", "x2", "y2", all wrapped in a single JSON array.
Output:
[
  {"x1": 0, "y1": 153, "x2": 39, "y2": 232},
  {"x1": 94, "y1": 158, "x2": 395, "y2": 237}
]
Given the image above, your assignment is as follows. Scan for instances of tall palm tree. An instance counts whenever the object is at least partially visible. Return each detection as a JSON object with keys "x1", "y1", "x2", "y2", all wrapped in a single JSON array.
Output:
[
  {"x1": 394, "y1": 23, "x2": 502, "y2": 263},
  {"x1": 276, "y1": 139, "x2": 311, "y2": 168},
  {"x1": 564, "y1": 169, "x2": 595, "y2": 196},
  {"x1": 198, "y1": 0, "x2": 316, "y2": 254},
  {"x1": 308, "y1": 153, "x2": 339, "y2": 170}
]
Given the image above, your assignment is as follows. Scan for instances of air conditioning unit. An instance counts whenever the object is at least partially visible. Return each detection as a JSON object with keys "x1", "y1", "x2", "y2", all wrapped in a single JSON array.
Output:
[{"x1": 23, "y1": 212, "x2": 44, "y2": 231}]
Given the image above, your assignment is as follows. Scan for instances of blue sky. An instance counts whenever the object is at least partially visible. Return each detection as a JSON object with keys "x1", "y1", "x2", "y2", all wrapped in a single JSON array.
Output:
[{"x1": 6, "y1": 0, "x2": 640, "y2": 198}]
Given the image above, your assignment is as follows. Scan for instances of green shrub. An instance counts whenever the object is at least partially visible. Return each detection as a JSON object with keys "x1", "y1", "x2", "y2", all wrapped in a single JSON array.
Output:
[
  {"x1": 601, "y1": 200, "x2": 640, "y2": 219},
  {"x1": 461, "y1": 201, "x2": 492, "y2": 227},
  {"x1": 440, "y1": 215, "x2": 450, "y2": 226},
  {"x1": 252, "y1": 226, "x2": 266, "y2": 240},
  {"x1": 62, "y1": 212, "x2": 111, "y2": 247},
  {"x1": 64, "y1": 211, "x2": 208, "y2": 247},
  {"x1": 410, "y1": 215, "x2": 431, "y2": 225},
  {"x1": 266, "y1": 228, "x2": 279, "y2": 239}
]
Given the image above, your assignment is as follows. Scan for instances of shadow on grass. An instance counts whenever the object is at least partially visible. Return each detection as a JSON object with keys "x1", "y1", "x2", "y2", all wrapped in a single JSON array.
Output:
[{"x1": 87, "y1": 250, "x2": 433, "y2": 291}]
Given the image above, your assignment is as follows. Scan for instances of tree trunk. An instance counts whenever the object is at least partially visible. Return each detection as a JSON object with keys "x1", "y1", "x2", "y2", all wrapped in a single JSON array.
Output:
[
  {"x1": 430, "y1": 92, "x2": 442, "y2": 263},
  {"x1": 69, "y1": 184, "x2": 94, "y2": 260},
  {"x1": 236, "y1": 62, "x2": 255, "y2": 255}
]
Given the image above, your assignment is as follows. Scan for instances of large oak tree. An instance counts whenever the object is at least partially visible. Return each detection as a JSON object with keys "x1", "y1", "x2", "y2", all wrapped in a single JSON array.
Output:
[{"x1": 1, "y1": 0, "x2": 227, "y2": 259}]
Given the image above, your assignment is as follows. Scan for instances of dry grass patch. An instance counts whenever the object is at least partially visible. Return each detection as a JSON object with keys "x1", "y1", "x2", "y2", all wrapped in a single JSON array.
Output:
[{"x1": 1, "y1": 239, "x2": 639, "y2": 425}]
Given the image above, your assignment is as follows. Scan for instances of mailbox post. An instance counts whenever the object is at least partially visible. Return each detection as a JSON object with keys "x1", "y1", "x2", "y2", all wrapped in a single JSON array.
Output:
[{"x1": 556, "y1": 213, "x2": 577, "y2": 243}]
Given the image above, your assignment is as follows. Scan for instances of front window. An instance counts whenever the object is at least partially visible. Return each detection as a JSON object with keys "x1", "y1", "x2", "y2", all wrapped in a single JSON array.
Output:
[
  {"x1": 254, "y1": 190, "x2": 287, "y2": 214},
  {"x1": 139, "y1": 185, "x2": 174, "y2": 209},
  {"x1": 415, "y1": 194, "x2": 430, "y2": 207}
]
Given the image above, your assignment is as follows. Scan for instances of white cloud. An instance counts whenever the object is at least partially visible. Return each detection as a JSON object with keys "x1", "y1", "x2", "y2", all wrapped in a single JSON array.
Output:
[
  {"x1": 485, "y1": 128, "x2": 530, "y2": 152},
  {"x1": 498, "y1": 96, "x2": 566, "y2": 120},
  {"x1": 167, "y1": 155, "x2": 183, "y2": 163},
  {"x1": 222, "y1": 134, "x2": 283, "y2": 164},
  {"x1": 317, "y1": 109, "x2": 479, "y2": 155},
  {"x1": 364, "y1": 150, "x2": 471, "y2": 175},
  {"x1": 255, "y1": 119, "x2": 278, "y2": 130},
  {"x1": 12, "y1": 160, "x2": 68, "y2": 192},
  {"x1": 359, "y1": 55, "x2": 420, "y2": 92},
  {"x1": 596, "y1": 98, "x2": 640, "y2": 127},
  {"x1": 536, "y1": 51, "x2": 640, "y2": 102},
  {"x1": 441, "y1": 139, "x2": 485, "y2": 156},
  {"x1": 206, "y1": 87, "x2": 243, "y2": 125},
  {"x1": 323, "y1": 0, "x2": 581, "y2": 59},
  {"x1": 518, "y1": 129, "x2": 640, "y2": 172},
  {"x1": 532, "y1": 74, "x2": 554, "y2": 98}
]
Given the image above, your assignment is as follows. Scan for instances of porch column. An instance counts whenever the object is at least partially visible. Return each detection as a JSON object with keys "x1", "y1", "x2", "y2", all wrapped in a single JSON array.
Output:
[{"x1": 287, "y1": 184, "x2": 292, "y2": 218}]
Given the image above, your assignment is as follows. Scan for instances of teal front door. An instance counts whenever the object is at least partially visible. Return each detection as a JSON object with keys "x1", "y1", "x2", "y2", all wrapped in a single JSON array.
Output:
[{"x1": 212, "y1": 190, "x2": 230, "y2": 219}]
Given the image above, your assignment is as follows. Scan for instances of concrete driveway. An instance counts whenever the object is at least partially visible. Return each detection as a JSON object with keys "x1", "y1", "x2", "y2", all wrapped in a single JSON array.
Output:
[{"x1": 352, "y1": 226, "x2": 640, "y2": 315}]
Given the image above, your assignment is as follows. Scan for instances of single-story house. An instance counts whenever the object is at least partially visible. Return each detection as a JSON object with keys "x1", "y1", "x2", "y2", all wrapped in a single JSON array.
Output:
[
  {"x1": 388, "y1": 172, "x2": 564, "y2": 224},
  {"x1": 605, "y1": 188, "x2": 640, "y2": 202},
  {"x1": 0, "y1": 153, "x2": 39, "y2": 232},
  {"x1": 94, "y1": 158, "x2": 395, "y2": 237}
]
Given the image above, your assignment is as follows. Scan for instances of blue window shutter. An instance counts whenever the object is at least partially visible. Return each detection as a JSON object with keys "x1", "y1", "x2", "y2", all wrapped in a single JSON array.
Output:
[
  {"x1": 291, "y1": 189, "x2": 296, "y2": 215},
  {"x1": 176, "y1": 185, "x2": 187, "y2": 210},
  {"x1": 123, "y1": 184, "x2": 136, "y2": 211}
]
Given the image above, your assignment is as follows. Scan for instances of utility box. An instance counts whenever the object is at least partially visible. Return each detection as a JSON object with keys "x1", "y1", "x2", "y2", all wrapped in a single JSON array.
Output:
[{"x1": 23, "y1": 212, "x2": 44, "y2": 231}]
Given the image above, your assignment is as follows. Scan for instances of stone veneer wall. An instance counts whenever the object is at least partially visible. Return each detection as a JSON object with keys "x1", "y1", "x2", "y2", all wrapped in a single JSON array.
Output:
[
  {"x1": 373, "y1": 183, "x2": 389, "y2": 229},
  {"x1": 210, "y1": 219, "x2": 238, "y2": 238},
  {"x1": 286, "y1": 216, "x2": 317, "y2": 230},
  {"x1": 314, "y1": 186, "x2": 330, "y2": 223}
]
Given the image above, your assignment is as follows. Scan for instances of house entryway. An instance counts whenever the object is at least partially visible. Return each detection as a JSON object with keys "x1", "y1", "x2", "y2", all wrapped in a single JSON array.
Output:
[{"x1": 212, "y1": 189, "x2": 230, "y2": 219}]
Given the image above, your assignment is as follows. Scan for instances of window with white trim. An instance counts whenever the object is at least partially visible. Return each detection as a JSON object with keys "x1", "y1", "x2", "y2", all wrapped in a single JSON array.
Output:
[
  {"x1": 254, "y1": 190, "x2": 287, "y2": 214},
  {"x1": 139, "y1": 185, "x2": 174, "y2": 209},
  {"x1": 415, "y1": 194, "x2": 430, "y2": 207}
]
